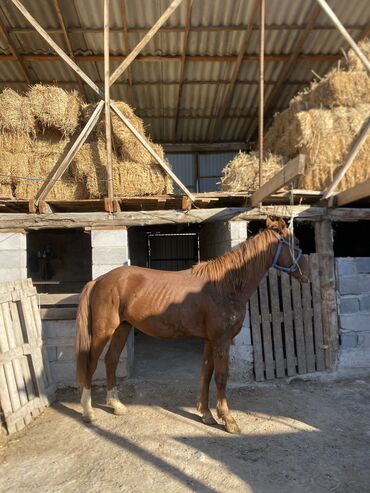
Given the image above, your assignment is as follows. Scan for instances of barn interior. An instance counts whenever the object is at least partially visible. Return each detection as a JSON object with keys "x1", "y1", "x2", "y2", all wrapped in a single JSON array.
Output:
[{"x1": 0, "y1": 0, "x2": 369, "y2": 392}]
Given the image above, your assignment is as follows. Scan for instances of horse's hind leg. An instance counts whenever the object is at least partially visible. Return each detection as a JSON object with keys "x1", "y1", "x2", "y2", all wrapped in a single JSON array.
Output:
[
  {"x1": 105, "y1": 322, "x2": 132, "y2": 415},
  {"x1": 81, "y1": 333, "x2": 110, "y2": 422},
  {"x1": 213, "y1": 340, "x2": 241, "y2": 434},
  {"x1": 197, "y1": 341, "x2": 217, "y2": 425}
]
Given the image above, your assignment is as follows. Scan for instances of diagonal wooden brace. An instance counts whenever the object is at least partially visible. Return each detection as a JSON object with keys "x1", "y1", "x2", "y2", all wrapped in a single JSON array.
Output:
[{"x1": 35, "y1": 101, "x2": 104, "y2": 204}]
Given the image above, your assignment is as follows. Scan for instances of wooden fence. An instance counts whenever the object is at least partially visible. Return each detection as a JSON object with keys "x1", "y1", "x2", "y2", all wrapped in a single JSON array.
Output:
[
  {"x1": 250, "y1": 254, "x2": 326, "y2": 381},
  {"x1": 0, "y1": 279, "x2": 55, "y2": 434}
]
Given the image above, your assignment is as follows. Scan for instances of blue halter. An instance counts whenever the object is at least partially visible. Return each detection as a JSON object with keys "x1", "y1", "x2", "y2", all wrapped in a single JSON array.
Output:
[{"x1": 271, "y1": 236, "x2": 303, "y2": 274}]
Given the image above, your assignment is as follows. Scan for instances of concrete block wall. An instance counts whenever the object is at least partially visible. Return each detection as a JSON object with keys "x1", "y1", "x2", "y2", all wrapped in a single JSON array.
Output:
[
  {"x1": 336, "y1": 258, "x2": 370, "y2": 370},
  {"x1": 0, "y1": 233, "x2": 27, "y2": 281},
  {"x1": 200, "y1": 220, "x2": 253, "y2": 382},
  {"x1": 43, "y1": 320, "x2": 134, "y2": 388},
  {"x1": 91, "y1": 229, "x2": 130, "y2": 278}
]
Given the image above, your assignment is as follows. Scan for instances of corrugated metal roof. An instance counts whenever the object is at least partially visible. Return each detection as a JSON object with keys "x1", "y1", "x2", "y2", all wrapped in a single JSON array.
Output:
[{"x1": 0, "y1": 0, "x2": 369, "y2": 144}]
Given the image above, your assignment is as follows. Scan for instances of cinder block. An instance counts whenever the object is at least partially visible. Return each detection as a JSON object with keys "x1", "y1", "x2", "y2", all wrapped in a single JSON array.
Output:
[
  {"x1": 340, "y1": 297, "x2": 359, "y2": 314},
  {"x1": 92, "y1": 264, "x2": 128, "y2": 278},
  {"x1": 0, "y1": 233, "x2": 26, "y2": 250},
  {"x1": 338, "y1": 348, "x2": 370, "y2": 369},
  {"x1": 0, "y1": 251, "x2": 27, "y2": 269},
  {"x1": 0, "y1": 268, "x2": 27, "y2": 282},
  {"x1": 91, "y1": 229, "x2": 127, "y2": 248},
  {"x1": 42, "y1": 320, "x2": 76, "y2": 339},
  {"x1": 338, "y1": 275, "x2": 370, "y2": 295},
  {"x1": 92, "y1": 246, "x2": 128, "y2": 265},
  {"x1": 229, "y1": 221, "x2": 248, "y2": 241},
  {"x1": 355, "y1": 258, "x2": 370, "y2": 274},
  {"x1": 47, "y1": 347, "x2": 57, "y2": 362},
  {"x1": 340, "y1": 313, "x2": 370, "y2": 332},
  {"x1": 357, "y1": 332, "x2": 370, "y2": 348},
  {"x1": 56, "y1": 346, "x2": 75, "y2": 362},
  {"x1": 336, "y1": 258, "x2": 356, "y2": 276},
  {"x1": 340, "y1": 334, "x2": 358, "y2": 349},
  {"x1": 359, "y1": 294, "x2": 370, "y2": 312}
]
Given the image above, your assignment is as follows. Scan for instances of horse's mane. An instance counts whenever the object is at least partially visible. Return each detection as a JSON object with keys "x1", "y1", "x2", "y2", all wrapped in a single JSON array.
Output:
[{"x1": 191, "y1": 228, "x2": 276, "y2": 293}]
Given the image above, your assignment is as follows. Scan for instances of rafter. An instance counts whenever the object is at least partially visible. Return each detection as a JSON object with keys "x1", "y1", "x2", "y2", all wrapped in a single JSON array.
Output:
[
  {"x1": 0, "y1": 53, "x2": 341, "y2": 63},
  {"x1": 210, "y1": 0, "x2": 260, "y2": 142},
  {"x1": 53, "y1": 0, "x2": 86, "y2": 99},
  {"x1": 174, "y1": 0, "x2": 193, "y2": 141},
  {"x1": 245, "y1": 3, "x2": 322, "y2": 141},
  {"x1": 121, "y1": 0, "x2": 133, "y2": 89},
  {"x1": 0, "y1": 13, "x2": 32, "y2": 84}
]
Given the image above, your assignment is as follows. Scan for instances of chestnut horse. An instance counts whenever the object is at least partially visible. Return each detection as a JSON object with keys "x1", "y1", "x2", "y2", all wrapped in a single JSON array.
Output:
[{"x1": 75, "y1": 217, "x2": 309, "y2": 433}]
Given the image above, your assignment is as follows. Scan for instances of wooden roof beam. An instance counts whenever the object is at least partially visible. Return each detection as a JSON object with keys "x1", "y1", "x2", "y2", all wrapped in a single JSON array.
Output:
[
  {"x1": 53, "y1": 0, "x2": 87, "y2": 99},
  {"x1": 0, "y1": 53, "x2": 341, "y2": 63},
  {"x1": 174, "y1": 0, "x2": 193, "y2": 141},
  {"x1": 0, "y1": 14, "x2": 32, "y2": 84},
  {"x1": 121, "y1": 0, "x2": 133, "y2": 88},
  {"x1": 210, "y1": 0, "x2": 260, "y2": 142},
  {"x1": 332, "y1": 179, "x2": 370, "y2": 207},
  {"x1": 249, "y1": 155, "x2": 305, "y2": 207}
]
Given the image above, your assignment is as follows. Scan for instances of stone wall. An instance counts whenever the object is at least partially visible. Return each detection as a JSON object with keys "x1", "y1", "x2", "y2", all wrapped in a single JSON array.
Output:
[
  {"x1": 336, "y1": 258, "x2": 370, "y2": 371},
  {"x1": 0, "y1": 233, "x2": 27, "y2": 281}
]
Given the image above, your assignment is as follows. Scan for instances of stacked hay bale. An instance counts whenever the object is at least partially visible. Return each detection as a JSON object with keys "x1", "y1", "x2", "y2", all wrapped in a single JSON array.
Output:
[
  {"x1": 0, "y1": 85, "x2": 172, "y2": 200},
  {"x1": 221, "y1": 152, "x2": 286, "y2": 191},
  {"x1": 74, "y1": 101, "x2": 173, "y2": 198},
  {"x1": 263, "y1": 38, "x2": 370, "y2": 192},
  {"x1": 221, "y1": 38, "x2": 370, "y2": 193}
]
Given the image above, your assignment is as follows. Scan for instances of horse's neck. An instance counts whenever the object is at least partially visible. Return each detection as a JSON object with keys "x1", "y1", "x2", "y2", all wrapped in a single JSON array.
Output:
[{"x1": 224, "y1": 230, "x2": 276, "y2": 301}]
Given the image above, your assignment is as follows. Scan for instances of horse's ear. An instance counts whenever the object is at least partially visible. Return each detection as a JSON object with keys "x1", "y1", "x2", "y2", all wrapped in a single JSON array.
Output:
[
  {"x1": 266, "y1": 216, "x2": 276, "y2": 229},
  {"x1": 277, "y1": 217, "x2": 287, "y2": 231}
]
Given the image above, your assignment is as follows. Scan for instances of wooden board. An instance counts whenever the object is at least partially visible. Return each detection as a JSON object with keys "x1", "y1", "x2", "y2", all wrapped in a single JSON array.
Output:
[
  {"x1": 268, "y1": 268, "x2": 285, "y2": 378},
  {"x1": 259, "y1": 277, "x2": 275, "y2": 379},
  {"x1": 291, "y1": 278, "x2": 307, "y2": 374},
  {"x1": 0, "y1": 279, "x2": 55, "y2": 434},
  {"x1": 280, "y1": 273, "x2": 297, "y2": 377},
  {"x1": 309, "y1": 254, "x2": 325, "y2": 371},
  {"x1": 249, "y1": 292, "x2": 264, "y2": 381}
]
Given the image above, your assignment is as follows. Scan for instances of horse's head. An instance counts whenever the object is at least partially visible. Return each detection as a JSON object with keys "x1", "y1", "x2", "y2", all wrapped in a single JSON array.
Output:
[{"x1": 266, "y1": 216, "x2": 309, "y2": 283}]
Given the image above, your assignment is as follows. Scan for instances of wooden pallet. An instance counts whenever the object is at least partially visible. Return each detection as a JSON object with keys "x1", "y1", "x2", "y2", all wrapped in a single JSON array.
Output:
[
  {"x1": 0, "y1": 279, "x2": 55, "y2": 434},
  {"x1": 249, "y1": 254, "x2": 326, "y2": 381}
]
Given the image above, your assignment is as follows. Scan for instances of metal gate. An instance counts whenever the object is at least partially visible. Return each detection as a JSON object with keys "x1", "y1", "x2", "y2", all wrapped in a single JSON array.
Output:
[
  {"x1": 249, "y1": 254, "x2": 326, "y2": 381},
  {"x1": 147, "y1": 232, "x2": 199, "y2": 271}
]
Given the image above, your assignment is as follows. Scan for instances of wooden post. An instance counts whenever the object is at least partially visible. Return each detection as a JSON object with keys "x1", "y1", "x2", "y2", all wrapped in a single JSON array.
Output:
[
  {"x1": 258, "y1": 0, "x2": 265, "y2": 188},
  {"x1": 104, "y1": 0, "x2": 114, "y2": 202},
  {"x1": 315, "y1": 0, "x2": 370, "y2": 72},
  {"x1": 314, "y1": 219, "x2": 339, "y2": 370}
]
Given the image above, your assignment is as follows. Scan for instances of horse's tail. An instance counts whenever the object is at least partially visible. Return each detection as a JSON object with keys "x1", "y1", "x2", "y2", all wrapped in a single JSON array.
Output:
[{"x1": 75, "y1": 280, "x2": 96, "y2": 390}]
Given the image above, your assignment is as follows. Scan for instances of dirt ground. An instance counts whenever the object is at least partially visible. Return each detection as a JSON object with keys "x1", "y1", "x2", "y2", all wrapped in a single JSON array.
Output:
[{"x1": 0, "y1": 338, "x2": 370, "y2": 493}]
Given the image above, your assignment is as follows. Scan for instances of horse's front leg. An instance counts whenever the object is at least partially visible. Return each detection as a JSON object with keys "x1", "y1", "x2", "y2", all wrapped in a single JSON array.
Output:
[
  {"x1": 197, "y1": 340, "x2": 217, "y2": 425},
  {"x1": 213, "y1": 339, "x2": 241, "y2": 434}
]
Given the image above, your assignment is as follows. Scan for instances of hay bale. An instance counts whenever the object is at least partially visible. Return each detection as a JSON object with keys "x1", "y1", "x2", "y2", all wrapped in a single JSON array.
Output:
[
  {"x1": 28, "y1": 84, "x2": 81, "y2": 136},
  {"x1": 0, "y1": 89, "x2": 35, "y2": 135},
  {"x1": 221, "y1": 152, "x2": 285, "y2": 192},
  {"x1": 82, "y1": 101, "x2": 165, "y2": 164},
  {"x1": 347, "y1": 37, "x2": 370, "y2": 71},
  {"x1": 72, "y1": 139, "x2": 173, "y2": 198},
  {"x1": 265, "y1": 105, "x2": 370, "y2": 192},
  {"x1": 290, "y1": 70, "x2": 370, "y2": 111}
]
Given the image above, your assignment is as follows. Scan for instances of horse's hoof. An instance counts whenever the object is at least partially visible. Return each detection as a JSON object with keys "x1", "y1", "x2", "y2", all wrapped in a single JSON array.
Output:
[
  {"x1": 202, "y1": 413, "x2": 218, "y2": 426},
  {"x1": 82, "y1": 412, "x2": 97, "y2": 423},
  {"x1": 107, "y1": 399, "x2": 127, "y2": 416},
  {"x1": 225, "y1": 420, "x2": 241, "y2": 434}
]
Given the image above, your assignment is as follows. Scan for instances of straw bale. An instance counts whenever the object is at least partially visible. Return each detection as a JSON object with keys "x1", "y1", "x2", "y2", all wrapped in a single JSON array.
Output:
[
  {"x1": 290, "y1": 70, "x2": 370, "y2": 111},
  {"x1": 221, "y1": 152, "x2": 285, "y2": 192},
  {"x1": 347, "y1": 37, "x2": 370, "y2": 71},
  {"x1": 265, "y1": 105, "x2": 370, "y2": 192},
  {"x1": 28, "y1": 84, "x2": 81, "y2": 136},
  {"x1": 82, "y1": 101, "x2": 165, "y2": 164},
  {"x1": 113, "y1": 160, "x2": 173, "y2": 197},
  {"x1": 0, "y1": 88, "x2": 35, "y2": 135},
  {"x1": 0, "y1": 183, "x2": 13, "y2": 198}
]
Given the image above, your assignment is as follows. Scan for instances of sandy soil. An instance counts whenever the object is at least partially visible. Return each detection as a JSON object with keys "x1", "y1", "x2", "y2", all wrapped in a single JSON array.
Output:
[
  {"x1": 1, "y1": 335, "x2": 369, "y2": 492},
  {"x1": 1, "y1": 372, "x2": 370, "y2": 493}
]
